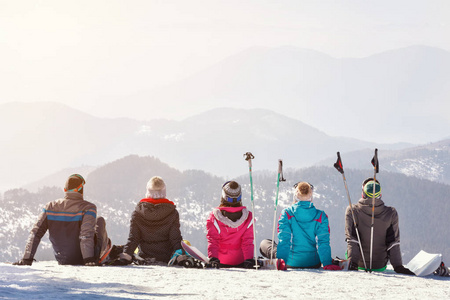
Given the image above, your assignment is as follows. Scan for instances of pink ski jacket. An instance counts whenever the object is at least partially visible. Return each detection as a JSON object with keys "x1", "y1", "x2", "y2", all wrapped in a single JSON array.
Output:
[{"x1": 206, "y1": 206, "x2": 254, "y2": 266}]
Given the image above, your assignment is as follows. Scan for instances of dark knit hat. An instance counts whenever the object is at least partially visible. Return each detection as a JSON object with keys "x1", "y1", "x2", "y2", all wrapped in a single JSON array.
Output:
[
  {"x1": 362, "y1": 178, "x2": 381, "y2": 199},
  {"x1": 221, "y1": 181, "x2": 242, "y2": 206},
  {"x1": 64, "y1": 174, "x2": 85, "y2": 194}
]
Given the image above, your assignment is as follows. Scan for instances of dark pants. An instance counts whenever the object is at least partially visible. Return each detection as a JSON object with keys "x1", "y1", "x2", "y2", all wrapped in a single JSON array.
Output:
[
  {"x1": 95, "y1": 217, "x2": 111, "y2": 263},
  {"x1": 259, "y1": 239, "x2": 321, "y2": 269}
]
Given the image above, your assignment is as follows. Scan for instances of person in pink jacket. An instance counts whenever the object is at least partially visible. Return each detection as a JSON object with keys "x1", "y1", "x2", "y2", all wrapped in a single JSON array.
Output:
[{"x1": 206, "y1": 181, "x2": 255, "y2": 268}]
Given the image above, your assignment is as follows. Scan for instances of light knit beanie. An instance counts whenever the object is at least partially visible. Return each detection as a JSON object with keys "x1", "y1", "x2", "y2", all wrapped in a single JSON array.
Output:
[{"x1": 145, "y1": 176, "x2": 166, "y2": 199}]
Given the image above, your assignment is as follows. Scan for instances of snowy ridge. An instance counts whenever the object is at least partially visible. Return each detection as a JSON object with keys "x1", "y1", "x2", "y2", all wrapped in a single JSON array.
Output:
[{"x1": 1, "y1": 262, "x2": 449, "y2": 299}]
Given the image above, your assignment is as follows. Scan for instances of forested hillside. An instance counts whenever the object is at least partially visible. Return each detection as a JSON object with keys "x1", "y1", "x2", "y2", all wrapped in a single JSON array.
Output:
[{"x1": 2, "y1": 155, "x2": 449, "y2": 264}]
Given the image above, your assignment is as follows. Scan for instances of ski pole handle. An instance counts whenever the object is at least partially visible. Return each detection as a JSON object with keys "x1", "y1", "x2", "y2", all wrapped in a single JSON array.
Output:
[
  {"x1": 244, "y1": 152, "x2": 254, "y2": 167},
  {"x1": 371, "y1": 148, "x2": 379, "y2": 173},
  {"x1": 334, "y1": 152, "x2": 344, "y2": 174},
  {"x1": 244, "y1": 152, "x2": 255, "y2": 161},
  {"x1": 277, "y1": 159, "x2": 286, "y2": 181}
]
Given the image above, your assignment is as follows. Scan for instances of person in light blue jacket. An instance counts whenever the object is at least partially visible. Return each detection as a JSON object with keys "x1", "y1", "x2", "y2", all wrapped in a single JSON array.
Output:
[{"x1": 260, "y1": 182, "x2": 340, "y2": 270}]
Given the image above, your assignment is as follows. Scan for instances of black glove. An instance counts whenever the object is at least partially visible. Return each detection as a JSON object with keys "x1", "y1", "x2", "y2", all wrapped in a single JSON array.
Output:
[
  {"x1": 113, "y1": 258, "x2": 132, "y2": 266},
  {"x1": 243, "y1": 258, "x2": 263, "y2": 269},
  {"x1": 348, "y1": 261, "x2": 359, "y2": 271},
  {"x1": 84, "y1": 257, "x2": 99, "y2": 266},
  {"x1": 13, "y1": 258, "x2": 33, "y2": 266},
  {"x1": 394, "y1": 265, "x2": 415, "y2": 276},
  {"x1": 205, "y1": 257, "x2": 220, "y2": 269}
]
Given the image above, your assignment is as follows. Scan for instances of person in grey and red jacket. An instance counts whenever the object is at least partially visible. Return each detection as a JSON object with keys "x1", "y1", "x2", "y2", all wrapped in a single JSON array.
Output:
[
  {"x1": 14, "y1": 174, "x2": 112, "y2": 266},
  {"x1": 345, "y1": 178, "x2": 414, "y2": 275},
  {"x1": 119, "y1": 176, "x2": 183, "y2": 264}
]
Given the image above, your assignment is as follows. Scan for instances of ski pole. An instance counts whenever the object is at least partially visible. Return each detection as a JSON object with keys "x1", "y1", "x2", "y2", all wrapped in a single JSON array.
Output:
[
  {"x1": 369, "y1": 148, "x2": 379, "y2": 272},
  {"x1": 334, "y1": 152, "x2": 368, "y2": 271},
  {"x1": 244, "y1": 152, "x2": 259, "y2": 269},
  {"x1": 270, "y1": 159, "x2": 286, "y2": 261}
]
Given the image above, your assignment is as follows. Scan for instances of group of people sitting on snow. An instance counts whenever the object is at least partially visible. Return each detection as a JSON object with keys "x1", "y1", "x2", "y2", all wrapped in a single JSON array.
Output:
[{"x1": 12, "y1": 173, "x2": 435, "y2": 275}]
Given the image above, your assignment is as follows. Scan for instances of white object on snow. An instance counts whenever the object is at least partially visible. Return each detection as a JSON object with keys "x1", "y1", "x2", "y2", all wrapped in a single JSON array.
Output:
[{"x1": 406, "y1": 250, "x2": 442, "y2": 276}]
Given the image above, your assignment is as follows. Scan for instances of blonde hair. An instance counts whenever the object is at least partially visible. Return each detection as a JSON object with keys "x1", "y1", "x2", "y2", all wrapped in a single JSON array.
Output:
[{"x1": 294, "y1": 182, "x2": 313, "y2": 202}]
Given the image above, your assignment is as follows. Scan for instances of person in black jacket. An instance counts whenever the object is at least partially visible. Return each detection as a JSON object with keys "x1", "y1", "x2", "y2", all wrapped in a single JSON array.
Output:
[
  {"x1": 119, "y1": 176, "x2": 183, "y2": 264},
  {"x1": 13, "y1": 174, "x2": 112, "y2": 266},
  {"x1": 345, "y1": 178, "x2": 414, "y2": 275}
]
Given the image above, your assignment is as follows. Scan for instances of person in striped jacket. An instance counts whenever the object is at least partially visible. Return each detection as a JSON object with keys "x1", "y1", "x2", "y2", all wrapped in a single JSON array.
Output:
[{"x1": 14, "y1": 174, "x2": 112, "y2": 266}]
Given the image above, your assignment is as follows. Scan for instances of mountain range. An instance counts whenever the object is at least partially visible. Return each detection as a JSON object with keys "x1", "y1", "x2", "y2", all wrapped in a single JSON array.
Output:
[
  {"x1": 0, "y1": 102, "x2": 412, "y2": 191},
  {"x1": 122, "y1": 45, "x2": 450, "y2": 144}
]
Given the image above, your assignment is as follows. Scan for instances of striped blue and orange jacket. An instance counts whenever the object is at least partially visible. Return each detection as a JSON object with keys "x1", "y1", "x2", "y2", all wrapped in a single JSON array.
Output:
[{"x1": 23, "y1": 192, "x2": 97, "y2": 265}]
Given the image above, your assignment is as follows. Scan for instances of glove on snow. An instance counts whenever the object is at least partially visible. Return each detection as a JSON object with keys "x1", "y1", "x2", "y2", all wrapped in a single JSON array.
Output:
[
  {"x1": 112, "y1": 253, "x2": 132, "y2": 265},
  {"x1": 394, "y1": 265, "x2": 415, "y2": 276},
  {"x1": 205, "y1": 257, "x2": 220, "y2": 269},
  {"x1": 348, "y1": 261, "x2": 359, "y2": 271},
  {"x1": 243, "y1": 258, "x2": 263, "y2": 269},
  {"x1": 323, "y1": 264, "x2": 342, "y2": 271},
  {"x1": 13, "y1": 259, "x2": 33, "y2": 266},
  {"x1": 84, "y1": 257, "x2": 99, "y2": 266}
]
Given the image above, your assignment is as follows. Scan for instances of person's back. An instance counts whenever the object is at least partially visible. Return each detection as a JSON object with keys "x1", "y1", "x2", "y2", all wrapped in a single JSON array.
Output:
[
  {"x1": 278, "y1": 200, "x2": 331, "y2": 268},
  {"x1": 206, "y1": 181, "x2": 254, "y2": 267},
  {"x1": 347, "y1": 196, "x2": 399, "y2": 270},
  {"x1": 121, "y1": 176, "x2": 182, "y2": 263},
  {"x1": 276, "y1": 182, "x2": 334, "y2": 268},
  {"x1": 259, "y1": 182, "x2": 339, "y2": 270},
  {"x1": 345, "y1": 178, "x2": 414, "y2": 274},
  {"x1": 43, "y1": 193, "x2": 97, "y2": 265},
  {"x1": 15, "y1": 174, "x2": 110, "y2": 266}
]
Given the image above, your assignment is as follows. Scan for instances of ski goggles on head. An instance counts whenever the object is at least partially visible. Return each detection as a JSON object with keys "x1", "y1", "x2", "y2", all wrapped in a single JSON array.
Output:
[
  {"x1": 363, "y1": 180, "x2": 381, "y2": 199},
  {"x1": 293, "y1": 182, "x2": 314, "y2": 191},
  {"x1": 225, "y1": 194, "x2": 242, "y2": 203}
]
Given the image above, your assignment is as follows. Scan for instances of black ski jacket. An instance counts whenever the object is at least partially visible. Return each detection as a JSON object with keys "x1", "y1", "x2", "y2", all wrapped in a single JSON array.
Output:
[
  {"x1": 123, "y1": 198, "x2": 182, "y2": 262},
  {"x1": 345, "y1": 197, "x2": 403, "y2": 270}
]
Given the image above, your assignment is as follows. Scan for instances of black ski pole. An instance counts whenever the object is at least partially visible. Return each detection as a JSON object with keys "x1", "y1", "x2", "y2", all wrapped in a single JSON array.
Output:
[
  {"x1": 334, "y1": 152, "x2": 368, "y2": 271},
  {"x1": 369, "y1": 148, "x2": 379, "y2": 272}
]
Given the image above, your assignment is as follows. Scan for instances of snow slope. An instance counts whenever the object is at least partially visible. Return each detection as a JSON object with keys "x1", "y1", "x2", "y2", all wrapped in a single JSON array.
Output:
[{"x1": 1, "y1": 262, "x2": 449, "y2": 299}]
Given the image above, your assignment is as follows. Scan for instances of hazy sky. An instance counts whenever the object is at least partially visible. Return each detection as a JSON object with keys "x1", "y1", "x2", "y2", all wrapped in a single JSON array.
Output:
[{"x1": 1, "y1": 0, "x2": 449, "y2": 119}]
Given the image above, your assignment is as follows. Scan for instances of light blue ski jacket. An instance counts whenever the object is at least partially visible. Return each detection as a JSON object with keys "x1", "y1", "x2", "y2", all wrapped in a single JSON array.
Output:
[{"x1": 277, "y1": 201, "x2": 333, "y2": 267}]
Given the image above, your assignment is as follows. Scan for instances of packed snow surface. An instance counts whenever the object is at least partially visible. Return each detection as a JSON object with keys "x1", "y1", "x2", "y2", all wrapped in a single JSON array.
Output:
[{"x1": 1, "y1": 262, "x2": 449, "y2": 299}]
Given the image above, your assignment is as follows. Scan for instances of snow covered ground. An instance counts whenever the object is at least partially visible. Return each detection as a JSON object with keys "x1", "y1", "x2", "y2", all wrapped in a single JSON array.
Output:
[{"x1": 1, "y1": 262, "x2": 449, "y2": 299}]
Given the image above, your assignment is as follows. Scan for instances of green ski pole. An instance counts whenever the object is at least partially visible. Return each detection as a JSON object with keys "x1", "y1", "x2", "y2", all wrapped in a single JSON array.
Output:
[{"x1": 244, "y1": 152, "x2": 259, "y2": 269}]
